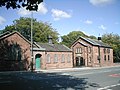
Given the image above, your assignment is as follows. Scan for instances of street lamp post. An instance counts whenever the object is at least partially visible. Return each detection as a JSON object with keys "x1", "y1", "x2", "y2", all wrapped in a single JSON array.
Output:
[{"x1": 31, "y1": 11, "x2": 34, "y2": 72}]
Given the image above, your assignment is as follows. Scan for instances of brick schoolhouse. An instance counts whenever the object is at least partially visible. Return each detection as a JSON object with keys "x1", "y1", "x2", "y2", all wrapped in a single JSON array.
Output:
[
  {"x1": 0, "y1": 31, "x2": 114, "y2": 71},
  {"x1": 0, "y1": 31, "x2": 73, "y2": 71},
  {"x1": 71, "y1": 36, "x2": 113, "y2": 67}
]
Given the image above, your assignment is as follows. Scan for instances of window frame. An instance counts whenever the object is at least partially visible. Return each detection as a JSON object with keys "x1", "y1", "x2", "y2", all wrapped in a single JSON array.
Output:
[
  {"x1": 61, "y1": 54, "x2": 65, "y2": 63},
  {"x1": 67, "y1": 54, "x2": 71, "y2": 63},
  {"x1": 104, "y1": 55, "x2": 106, "y2": 61},
  {"x1": 46, "y1": 54, "x2": 51, "y2": 63},
  {"x1": 76, "y1": 47, "x2": 82, "y2": 54},
  {"x1": 54, "y1": 54, "x2": 58, "y2": 63}
]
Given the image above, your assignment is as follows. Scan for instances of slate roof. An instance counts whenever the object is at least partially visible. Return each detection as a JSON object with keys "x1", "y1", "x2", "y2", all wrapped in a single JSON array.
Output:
[
  {"x1": 74, "y1": 36, "x2": 111, "y2": 48},
  {"x1": 37, "y1": 42, "x2": 72, "y2": 52}
]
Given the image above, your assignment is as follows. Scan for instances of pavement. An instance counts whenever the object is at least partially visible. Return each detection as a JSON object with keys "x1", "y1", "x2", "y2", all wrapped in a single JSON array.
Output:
[{"x1": 37, "y1": 65, "x2": 120, "y2": 73}]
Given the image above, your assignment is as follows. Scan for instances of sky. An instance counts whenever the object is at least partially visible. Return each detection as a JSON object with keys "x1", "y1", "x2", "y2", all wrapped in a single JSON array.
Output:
[{"x1": 0, "y1": 0, "x2": 120, "y2": 37}]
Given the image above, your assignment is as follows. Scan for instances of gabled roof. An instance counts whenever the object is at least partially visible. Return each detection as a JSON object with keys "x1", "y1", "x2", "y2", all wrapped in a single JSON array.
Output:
[
  {"x1": 72, "y1": 36, "x2": 111, "y2": 48},
  {"x1": 0, "y1": 31, "x2": 10, "y2": 38},
  {"x1": 37, "y1": 42, "x2": 72, "y2": 52},
  {"x1": 0, "y1": 31, "x2": 38, "y2": 48}
]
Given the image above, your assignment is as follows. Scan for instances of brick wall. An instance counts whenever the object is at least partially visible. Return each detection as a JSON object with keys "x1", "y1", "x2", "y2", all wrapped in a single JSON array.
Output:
[
  {"x1": 33, "y1": 51, "x2": 73, "y2": 69},
  {"x1": 1, "y1": 33, "x2": 31, "y2": 70},
  {"x1": 71, "y1": 38, "x2": 114, "y2": 67}
]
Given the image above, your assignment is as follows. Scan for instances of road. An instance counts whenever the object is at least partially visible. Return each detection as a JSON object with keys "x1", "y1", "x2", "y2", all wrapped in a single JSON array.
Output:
[{"x1": 0, "y1": 66, "x2": 120, "y2": 90}]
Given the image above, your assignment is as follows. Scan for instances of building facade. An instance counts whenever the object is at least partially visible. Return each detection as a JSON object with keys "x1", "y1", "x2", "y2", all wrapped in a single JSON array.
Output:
[
  {"x1": 33, "y1": 43, "x2": 73, "y2": 70},
  {"x1": 0, "y1": 31, "x2": 31, "y2": 70},
  {"x1": 71, "y1": 36, "x2": 113, "y2": 67},
  {"x1": 0, "y1": 31, "x2": 114, "y2": 71},
  {"x1": 0, "y1": 31, "x2": 73, "y2": 71}
]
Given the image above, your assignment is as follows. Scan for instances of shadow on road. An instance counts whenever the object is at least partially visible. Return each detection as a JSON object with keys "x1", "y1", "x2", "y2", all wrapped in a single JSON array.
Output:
[{"x1": 0, "y1": 72, "x2": 101, "y2": 90}]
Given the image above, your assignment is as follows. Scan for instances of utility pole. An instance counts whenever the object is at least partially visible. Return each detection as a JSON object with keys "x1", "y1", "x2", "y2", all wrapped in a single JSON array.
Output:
[{"x1": 31, "y1": 11, "x2": 34, "y2": 72}]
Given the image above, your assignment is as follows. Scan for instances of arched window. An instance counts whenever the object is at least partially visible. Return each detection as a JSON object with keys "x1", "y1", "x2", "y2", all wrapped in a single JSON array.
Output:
[
  {"x1": 54, "y1": 54, "x2": 58, "y2": 63},
  {"x1": 47, "y1": 54, "x2": 51, "y2": 63},
  {"x1": 61, "y1": 54, "x2": 65, "y2": 63},
  {"x1": 67, "y1": 54, "x2": 71, "y2": 63}
]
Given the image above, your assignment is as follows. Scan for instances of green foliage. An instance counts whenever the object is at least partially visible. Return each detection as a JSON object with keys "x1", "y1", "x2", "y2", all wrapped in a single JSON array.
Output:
[
  {"x1": 89, "y1": 35, "x2": 97, "y2": 39},
  {"x1": 0, "y1": 0, "x2": 43, "y2": 11},
  {"x1": 102, "y1": 33, "x2": 120, "y2": 62},
  {"x1": 2, "y1": 17, "x2": 59, "y2": 44},
  {"x1": 61, "y1": 31, "x2": 88, "y2": 47}
]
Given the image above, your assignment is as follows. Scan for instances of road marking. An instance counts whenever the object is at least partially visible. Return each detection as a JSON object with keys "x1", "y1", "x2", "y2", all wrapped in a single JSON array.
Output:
[
  {"x1": 109, "y1": 74, "x2": 120, "y2": 77},
  {"x1": 97, "y1": 83, "x2": 120, "y2": 90}
]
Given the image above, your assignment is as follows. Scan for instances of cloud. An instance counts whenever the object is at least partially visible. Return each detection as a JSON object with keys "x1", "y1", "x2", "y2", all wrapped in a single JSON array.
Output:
[
  {"x1": 89, "y1": 0, "x2": 116, "y2": 6},
  {"x1": 51, "y1": 9, "x2": 72, "y2": 21},
  {"x1": 84, "y1": 20, "x2": 93, "y2": 24},
  {"x1": 98, "y1": 25, "x2": 106, "y2": 30},
  {"x1": 0, "y1": 16, "x2": 6, "y2": 25},
  {"x1": 18, "y1": 2, "x2": 48, "y2": 16},
  {"x1": 37, "y1": 3, "x2": 48, "y2": 14},
  {"x1": 18, "y1": 7, "x2": 31, "y2": 16}
]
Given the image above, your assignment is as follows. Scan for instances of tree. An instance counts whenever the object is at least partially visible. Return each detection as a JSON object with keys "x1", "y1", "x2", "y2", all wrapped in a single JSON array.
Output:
[
  {"x1": 61, "y1": 31, "x2": 88, "y2": 47},
  {"x1": 102, "y1": 33, "x2": 120, "y2": 62},
  {"x1": 0, "y1": 0, "x2": 43, "y2": 11},
  {"x1": 89, "y1": 35, "x2": 97, "y2": 39},
  {"x1": 2, "y1": 17, "x2": 59, "y2": 44}
]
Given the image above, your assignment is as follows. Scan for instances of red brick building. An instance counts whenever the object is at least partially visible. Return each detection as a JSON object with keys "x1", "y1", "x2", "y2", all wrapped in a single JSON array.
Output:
[
  {"x1": 71, "y1": 36, "x2": 113, "y2": 67},
  {"x1": 0, "y1": 31, "x2": 114, "y2": 71},
  {"x1": 0, "y1": 31, "x2": 73, "y2": 70},
  {"x1": 0, "y1": 31, "x2": 31, "y2": 70}
]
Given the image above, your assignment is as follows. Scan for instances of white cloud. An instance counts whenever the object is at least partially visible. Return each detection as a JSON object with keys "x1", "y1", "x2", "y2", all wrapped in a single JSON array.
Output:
[
  {"x1": 18, "y1": 7, "x2": 31, "y2": 16},
  {"x1": 89, "y1": 0, "x2": 115, "y2": 6},
  {"x1": 18, "y1": 2, "x2": 48, "y2": 16},
  {"x1": 84, "y1": 20, "x2": 93, "y2": 24},
  {"x1": 51, "y1": 9, "x2": 71, "y2": 21},
  {"x1": 98, "y1": 25, "x2": 106, "y2": 30},
  {"x1": 38, "y1": 3, "x2": 48, "y2": 14},
  {"x1": 0, "y1": 16, "x2": 6, "y2": 25}
]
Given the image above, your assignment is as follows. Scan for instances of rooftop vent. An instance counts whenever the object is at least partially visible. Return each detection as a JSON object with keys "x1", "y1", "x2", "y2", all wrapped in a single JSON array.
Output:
[{"x1": 47, "y1": 35, "x2": 53, "y2": 44}]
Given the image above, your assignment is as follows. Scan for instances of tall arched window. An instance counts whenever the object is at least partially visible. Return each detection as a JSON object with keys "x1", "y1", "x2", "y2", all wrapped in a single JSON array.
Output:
[
  {"x1": 54, "y1": 54, "x2": 58, "y2": 63},
  {"x1": 67, "y1": 54, "x2": 71, "y2": 63},
  {"x1": 61, "y1": 54, "x2": 65, "y2": 63},
  {"x1": 47, "y1": 54, "x2": 51, "y2": 63}
]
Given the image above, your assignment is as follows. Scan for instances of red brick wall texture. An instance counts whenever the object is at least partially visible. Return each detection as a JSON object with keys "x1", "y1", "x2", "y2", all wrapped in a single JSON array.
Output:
[{"x1": 0, "y1": 32, "x2": 114, "y2": 70}]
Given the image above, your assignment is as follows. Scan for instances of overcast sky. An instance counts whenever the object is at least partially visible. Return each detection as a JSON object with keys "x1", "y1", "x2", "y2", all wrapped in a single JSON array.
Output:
[{"x1": 0, "y1": 0, "x2": 120, "y2": 37}]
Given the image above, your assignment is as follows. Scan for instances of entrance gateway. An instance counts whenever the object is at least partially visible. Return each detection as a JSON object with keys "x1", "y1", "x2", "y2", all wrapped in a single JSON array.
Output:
[
  {"x1": 76, "y1": 56, "x2": 85, "y2": 66},
  {"x1": 35, "y1": 54, "x2": 41, "y2": 70}
]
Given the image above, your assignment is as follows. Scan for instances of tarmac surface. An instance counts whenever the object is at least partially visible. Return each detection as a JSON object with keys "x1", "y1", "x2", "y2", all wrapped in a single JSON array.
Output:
[{"x1": 0, "y1": 66, "x2": 120, "y2": 90}]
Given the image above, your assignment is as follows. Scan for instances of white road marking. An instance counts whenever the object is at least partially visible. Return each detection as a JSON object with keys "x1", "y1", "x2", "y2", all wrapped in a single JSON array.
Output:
[{"x1": 97, "y1": 83, "x2": 120, "y2": 90}]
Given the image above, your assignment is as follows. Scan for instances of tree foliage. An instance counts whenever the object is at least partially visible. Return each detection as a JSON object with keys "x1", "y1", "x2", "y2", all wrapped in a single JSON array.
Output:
[
  {"x1": 0, "y1": 0, "x2": 43, "y2": 11},
  {"x1": 61, "y1": 31, "x2": 89, "y2": 47},
  {"x1": 102, "y1": 33, "x2": 120, "y2": 62},
  {"x1": 2, "y1": 17, "x2": 59, "y2": 44}
]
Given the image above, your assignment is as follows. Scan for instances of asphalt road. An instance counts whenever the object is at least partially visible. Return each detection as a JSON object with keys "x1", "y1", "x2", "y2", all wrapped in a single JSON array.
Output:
[{"x1": 0, "y1": 66, "x2": 120, "y2": 90}]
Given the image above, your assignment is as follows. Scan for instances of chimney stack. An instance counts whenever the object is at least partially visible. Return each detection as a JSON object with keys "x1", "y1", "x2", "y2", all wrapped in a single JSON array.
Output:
[
  {"x1": 98, "y1": 37, "x2": 102, "y2": 42},
  {"x1": 48, "y1": 35, "x2": 53, "y2": 44}
]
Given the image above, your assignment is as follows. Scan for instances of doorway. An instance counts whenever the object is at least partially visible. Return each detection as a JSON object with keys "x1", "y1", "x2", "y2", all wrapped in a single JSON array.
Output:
[
  {"x1": 35, "y1": 54, "x2": 41, "y2": 70},
  {"x1": 76, "y1": 56, "x2": 85, "y2": 66}
]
